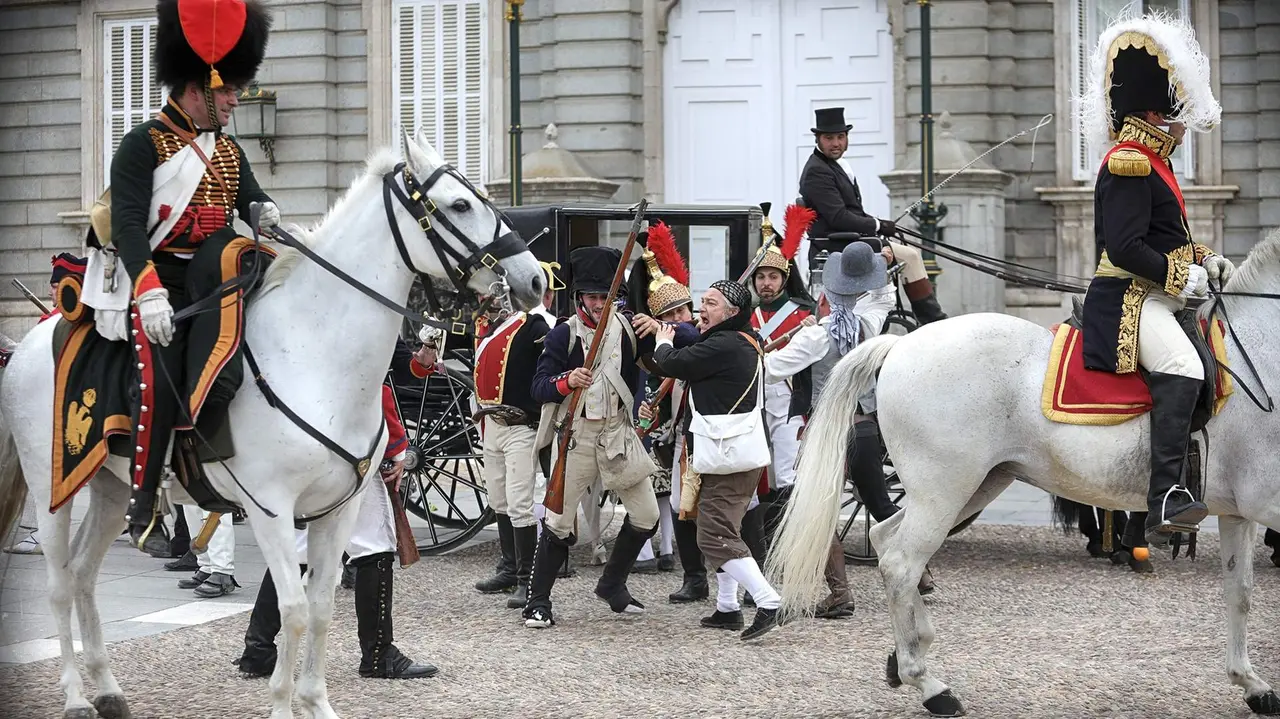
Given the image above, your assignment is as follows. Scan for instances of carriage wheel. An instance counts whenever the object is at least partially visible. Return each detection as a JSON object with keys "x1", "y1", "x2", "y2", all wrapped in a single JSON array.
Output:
[
  {"x1": 394, "y1": 354, "x2": 494, "y2": 556},
  {"x1": 838, "y1": 445, "x2": 905, "y2": 566}
]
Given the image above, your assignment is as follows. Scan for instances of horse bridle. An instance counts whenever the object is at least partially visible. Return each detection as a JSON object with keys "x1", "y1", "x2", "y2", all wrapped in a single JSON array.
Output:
[{"x1": 169, "y1": 160, "x2": 530, "y2": 523}]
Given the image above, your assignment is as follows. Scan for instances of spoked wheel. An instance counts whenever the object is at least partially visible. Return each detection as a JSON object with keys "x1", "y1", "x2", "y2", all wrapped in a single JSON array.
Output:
[{"x1": 392, "y1": 350, "x2": 493, "y2": 556}]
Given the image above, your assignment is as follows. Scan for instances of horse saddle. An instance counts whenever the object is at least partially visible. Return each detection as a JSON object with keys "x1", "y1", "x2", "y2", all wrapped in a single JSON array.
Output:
[{"x1": 1065, "y1": 296, "x2": 1222, "y2": 433}]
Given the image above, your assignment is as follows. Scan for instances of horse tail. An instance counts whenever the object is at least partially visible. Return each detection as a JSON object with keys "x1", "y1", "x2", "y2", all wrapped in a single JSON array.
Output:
[
  {"x1": 766, "y1": 334, "x2": 902, "y2": 620},
  {"x1": 0, "y1": 332, "x2": 29, "y2": 547},
  {"x1": 1050, "y1": 495, "x2": 1087, "y2": 535}
]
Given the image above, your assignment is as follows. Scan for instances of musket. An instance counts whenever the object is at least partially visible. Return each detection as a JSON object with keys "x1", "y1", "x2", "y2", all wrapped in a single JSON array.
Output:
[
  {"x1": 11, "y1": 279, "x2": 51, "y2": 315},
  {"x1": 543, "y1": 199, "x2": 650, "y2": 515}
]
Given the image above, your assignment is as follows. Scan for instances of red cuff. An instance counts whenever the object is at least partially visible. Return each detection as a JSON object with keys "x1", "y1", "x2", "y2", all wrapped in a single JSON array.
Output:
[
  {"x1": 409, "y1": 357, "x2": 437, "y2": 378},
  {"x1": 555, "y1": 375, "x2": 572, "y2": 396},
  {"x1": 132, "y1": 262, "x2": 162, "y2": 299}
]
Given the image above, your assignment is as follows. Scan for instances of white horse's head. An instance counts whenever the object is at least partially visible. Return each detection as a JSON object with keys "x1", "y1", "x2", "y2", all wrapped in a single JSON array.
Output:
[{"x1": 388, "y1": 128, "x2": 545, "y2": 311}]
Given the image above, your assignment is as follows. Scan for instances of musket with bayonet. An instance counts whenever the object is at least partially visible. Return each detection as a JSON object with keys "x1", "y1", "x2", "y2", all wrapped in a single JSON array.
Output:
[
  {"x1": 543, "y1": 199, "x2": 650, "y2": 515},
  {"x1": 11, "y1": 278, "x2": 51, "y2": 315}
]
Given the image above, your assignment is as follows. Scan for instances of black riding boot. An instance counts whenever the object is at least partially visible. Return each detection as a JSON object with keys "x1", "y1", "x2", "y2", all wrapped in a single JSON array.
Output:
[
  {"x1": 669, "y1": 513, "x2": 708, "y2": 603},
  {"x1": 353, "y1": 552, "x2": 437, "y2": 679},
  {"x1": 523, "y1": 524, "x2": 573, "y2": 628},
  {"x1": 475, "y1": 513, "x2": 518, "y2": 593},
  {"x1": 595, "y1": 515, "x2": 658, "y2": 613},
  {"x1": 237, "y1": 568, "x2": 284, "y2": 677},
  {"x1": 848, "y1": 423, "x2": 899, "y2": 523},
  {"x1": 1144, "y1": 373, "x2": 1208, "y2": 547},
  {"x1": 507, "y1": 524, "x2": 537, "y2": 609},
  {"x1": 905, "y1": 278, "x2": 948, "y2": 324}
]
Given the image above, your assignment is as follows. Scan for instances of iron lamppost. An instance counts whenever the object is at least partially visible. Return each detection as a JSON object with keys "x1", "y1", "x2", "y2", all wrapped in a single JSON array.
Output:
[
  {"x1": 909, "y1": 0, "x2": 945, "y2": 285},
  {"x1": 506, "y1": 0, "x2": 524, "y2": 205}
]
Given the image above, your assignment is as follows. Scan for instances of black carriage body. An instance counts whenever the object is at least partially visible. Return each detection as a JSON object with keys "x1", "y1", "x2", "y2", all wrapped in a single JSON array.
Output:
[{"x1": 503, "y1": 203, "x2": 763, "y2": 317}]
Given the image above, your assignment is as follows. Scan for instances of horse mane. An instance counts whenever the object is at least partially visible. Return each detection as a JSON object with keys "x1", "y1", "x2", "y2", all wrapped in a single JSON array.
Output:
[
  {"x1": 259, "y1": 148, "x2": 402, "y2": 294},
  {"x1": 1221, "y1": 227, "x2": 1280, "y2": 296}
]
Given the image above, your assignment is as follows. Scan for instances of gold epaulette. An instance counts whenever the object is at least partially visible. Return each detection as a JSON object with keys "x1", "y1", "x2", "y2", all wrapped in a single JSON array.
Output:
[{"x1": 1107, "y1": 149, "x2": 1151, "y2": 177}]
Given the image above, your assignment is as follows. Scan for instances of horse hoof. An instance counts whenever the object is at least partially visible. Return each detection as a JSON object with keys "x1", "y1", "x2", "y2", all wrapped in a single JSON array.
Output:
[
  {"x1": 923, "y1": 689, "x2": 965, "y2": 717},
  {"x1": 94, "y1": 694, "x2": 132, "y2": 719},
  {"x1": 63, "y1": 708, "x2": 97, "y2": 719},
  {"x1": 1270, "y1": 553, "x2": 1280, "y2": 569},
  {"x1": 1246, "y1": 690, "x2": 1280, "y2": 715},
  {"x1": 885, "y1": 651, "x2": 902, "y2": 688},
  {"x1": 1129, "y1": 557, "x2": 1154, "y2": 574}
]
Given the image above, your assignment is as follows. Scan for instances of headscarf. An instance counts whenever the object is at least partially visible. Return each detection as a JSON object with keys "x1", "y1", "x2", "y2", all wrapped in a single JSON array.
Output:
[
  {"x1": 827, "y1": 291, "x2": 865, "y2": 356},
  {"x1": 703, "y1": 280, "x2": 753, "y2": 335}
]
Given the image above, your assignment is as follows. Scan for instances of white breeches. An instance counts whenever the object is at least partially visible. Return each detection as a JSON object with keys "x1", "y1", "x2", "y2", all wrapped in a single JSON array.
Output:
[
  {"x1": 887, "y1": 240, "x2": 928, "y2": 284},
  {"x1": 763, "y1": 383, "x2": 802, "y2": 490},
  {"x1": 1138, "y1": 293, "x2": 1204, "y2": 380},
  {"x1": 296, "y1": 480, "x2": 396, "y2": 565},
  {"x1": 183, "y1": 505, "x2": 234, "y2": 575},
  {"x1": 480, "y1": 420, "x2": 538, "y2": 528}
]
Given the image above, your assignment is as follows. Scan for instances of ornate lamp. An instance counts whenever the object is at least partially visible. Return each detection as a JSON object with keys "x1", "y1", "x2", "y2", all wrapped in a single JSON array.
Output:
[{"x1": 232, "y1": 81, "x2": 277, "y2": 173}]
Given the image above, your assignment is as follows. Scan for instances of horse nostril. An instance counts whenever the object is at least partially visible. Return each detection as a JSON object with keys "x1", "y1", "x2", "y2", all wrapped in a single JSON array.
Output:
[{"x1": 531, "y1": 277, "x2": 542, "y2": 296}]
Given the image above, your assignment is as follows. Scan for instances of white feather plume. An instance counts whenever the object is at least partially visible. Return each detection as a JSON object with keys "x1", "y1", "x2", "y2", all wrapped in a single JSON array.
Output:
[{"x1": 1077, "y1": 7, "x2": 1220, "y2": 161}]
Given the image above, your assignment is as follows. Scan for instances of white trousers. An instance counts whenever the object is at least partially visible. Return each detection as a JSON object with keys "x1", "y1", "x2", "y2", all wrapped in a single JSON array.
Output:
[
  {"x1": 182, "y1": 505, "x2": 234, "y2": 575},
  {"x1": 481, "y1": 421, "x2": 538, "y2": 528},
  {"x1": 1138, "y1": 293, "x2": 1204, "y2": 380},
  {"x1": 296, "y1": 480, "x2": 396, "y2": 564},
  {"x1": 763, "y1": 383, "x2": 802, "y2": 490}
]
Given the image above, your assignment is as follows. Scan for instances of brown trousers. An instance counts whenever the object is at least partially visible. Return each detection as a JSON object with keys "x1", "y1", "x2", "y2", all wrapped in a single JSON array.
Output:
[{"x1": 695, "y1": 468, "x2": 763, "y2": 571}]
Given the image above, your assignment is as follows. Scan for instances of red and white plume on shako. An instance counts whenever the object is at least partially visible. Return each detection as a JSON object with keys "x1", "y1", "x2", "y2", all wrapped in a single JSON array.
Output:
[
  {"x1": 646, "y1": 221, "x2": 688, "y2": 287},
  {"x1": 780, "y1": 204, "x2": 816, "y2": 262}
]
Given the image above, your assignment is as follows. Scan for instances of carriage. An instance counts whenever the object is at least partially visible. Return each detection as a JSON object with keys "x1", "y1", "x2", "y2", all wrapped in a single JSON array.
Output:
[{"x1": 389, "y1": 201, "x2": 938, "y2": 556}]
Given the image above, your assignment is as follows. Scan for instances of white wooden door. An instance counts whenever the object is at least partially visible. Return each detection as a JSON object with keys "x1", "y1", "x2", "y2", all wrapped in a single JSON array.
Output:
[{"x1": 664, "y1": 0, "x2": 894, "y2": 285}]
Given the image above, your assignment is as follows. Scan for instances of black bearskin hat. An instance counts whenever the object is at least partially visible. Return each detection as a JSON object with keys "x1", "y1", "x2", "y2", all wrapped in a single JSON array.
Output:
[{"x1": 155, "y1": 0, "x2": 272, "y2": 92}]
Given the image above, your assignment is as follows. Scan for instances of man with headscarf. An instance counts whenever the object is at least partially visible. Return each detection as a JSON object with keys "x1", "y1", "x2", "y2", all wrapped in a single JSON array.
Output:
[
  {"x1": 649, "y1": 279, "x2": 783, "y2": 642},
  {"x1": 765, "y1": 244, "x2": 934, "y2": 610}
]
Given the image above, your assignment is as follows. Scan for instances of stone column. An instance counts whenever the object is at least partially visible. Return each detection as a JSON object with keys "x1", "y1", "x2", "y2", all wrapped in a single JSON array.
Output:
[{"x1": 879, "y1": 113, "x2": 1013, "y2": 316}]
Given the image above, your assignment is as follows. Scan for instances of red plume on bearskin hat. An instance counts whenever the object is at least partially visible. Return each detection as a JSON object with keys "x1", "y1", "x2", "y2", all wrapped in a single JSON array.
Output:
[
  {"x1": 155, "y1": 0, "x2": 272, "y2": 91},
  {"x1": 780, "y1": 204, "x2": 815, "y2": 262},
  {"x1": 646, "y1": 221, "x2": 688, "y2": 287}
]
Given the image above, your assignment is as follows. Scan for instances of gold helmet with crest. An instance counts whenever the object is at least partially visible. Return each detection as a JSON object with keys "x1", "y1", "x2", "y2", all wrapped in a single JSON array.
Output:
[
  {"x1": 1078, "y1": 8, "x2": 1220, "y2": 159},
  {"x1": 755, "y1": 203, "x2": 816, "y2": 277},
  {"x1": 634, "y1": 221, "x2": 692, "y2": 317}
]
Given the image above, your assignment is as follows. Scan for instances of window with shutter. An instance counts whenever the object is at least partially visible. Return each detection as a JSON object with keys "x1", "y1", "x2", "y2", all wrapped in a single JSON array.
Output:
[
  {"x1": 1071, "y1": 0, "x2": 1194, "y2": 182},
  {"x1": 103, "y1": 17, "x2": 162, "y2": 191},
  {"x1": 391, "y1": 0, "x2": 488, "y2": 183}
]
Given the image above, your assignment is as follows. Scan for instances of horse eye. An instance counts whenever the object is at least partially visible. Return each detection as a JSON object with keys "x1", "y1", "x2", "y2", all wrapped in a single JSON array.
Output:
[{"x1": 451, "y1": 199, "x2": 471, "y2": 212}]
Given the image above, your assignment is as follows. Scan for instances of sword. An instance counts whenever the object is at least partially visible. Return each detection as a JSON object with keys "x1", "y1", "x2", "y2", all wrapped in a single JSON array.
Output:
[{"x1": 11, "y1": 279, "x2": 51, "y2": 315}]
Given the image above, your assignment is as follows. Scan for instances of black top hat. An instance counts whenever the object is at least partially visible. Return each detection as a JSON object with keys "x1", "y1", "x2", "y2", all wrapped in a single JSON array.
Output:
[
  {"x1": 812, "y1": 107, "x2": 852, "y2": 134},
  {"x1": 569, "y1": 246, "x2": 625, "y2": 296}
]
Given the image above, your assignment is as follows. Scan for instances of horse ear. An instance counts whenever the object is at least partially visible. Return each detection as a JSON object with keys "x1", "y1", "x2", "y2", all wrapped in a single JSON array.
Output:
[
  {"x1": 413, "y1": 128, "x2": 448, "y2": 169},
  {"x1": 402, "y1": 126, "x2": 433, "y2": 178}
]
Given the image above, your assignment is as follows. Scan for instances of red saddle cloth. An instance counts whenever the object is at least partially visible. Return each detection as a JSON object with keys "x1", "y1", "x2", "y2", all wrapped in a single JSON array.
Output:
[{"x1": 1041, "y1": 322, "x2": 1233, "y2": 426}]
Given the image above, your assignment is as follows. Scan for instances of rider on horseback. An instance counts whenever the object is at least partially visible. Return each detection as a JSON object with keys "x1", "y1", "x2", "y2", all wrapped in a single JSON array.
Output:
[
  {"x1": 1079, "y1": 13, "x2": 1234, "y2": 547},
  {"x1": 106, "y1": 0, "x2": 277, "y2": 550}
]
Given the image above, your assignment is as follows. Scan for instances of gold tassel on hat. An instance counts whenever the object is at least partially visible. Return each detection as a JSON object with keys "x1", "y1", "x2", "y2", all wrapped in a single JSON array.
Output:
[{"x1": 209, "y1": 66, "x2": 223, "y2": 89}]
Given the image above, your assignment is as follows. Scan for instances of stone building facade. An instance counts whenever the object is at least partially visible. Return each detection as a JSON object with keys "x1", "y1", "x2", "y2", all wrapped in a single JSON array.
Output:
[{"x1": 1, "y1": 0, "x2": 1276, "y2": 336}]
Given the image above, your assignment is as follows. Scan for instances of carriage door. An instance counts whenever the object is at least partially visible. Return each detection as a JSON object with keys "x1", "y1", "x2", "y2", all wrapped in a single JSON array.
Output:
[{"x1": 664, "y1": 0, "x2": 895, "y2": 287}]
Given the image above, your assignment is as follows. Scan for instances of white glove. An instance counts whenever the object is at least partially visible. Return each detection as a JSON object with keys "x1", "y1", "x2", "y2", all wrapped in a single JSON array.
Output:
[
  {"x1": 136, "y1": 288, "x2": 174, "y2": 346},
  {"x1": 94, "y1": 308, "x2": 128, "y2": 342},
  {"x1": 258, "y1": 202, "x2": 281, "y2": 229},
  {"x1": 1178, "y1": 263, "x2": 1209, "y2": 299},
  {"x1": 418, "y1": 324, "x2": 444, "y2": 347},
  {"x1": 1203, "y1": 255, "x2": 1235, "y2": 287}
]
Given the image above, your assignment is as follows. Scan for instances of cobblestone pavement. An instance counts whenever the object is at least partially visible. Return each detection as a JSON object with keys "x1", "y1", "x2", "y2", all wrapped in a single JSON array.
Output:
[{"x1": 3, "y1": 522, "x2": 1279, "y2": 719}]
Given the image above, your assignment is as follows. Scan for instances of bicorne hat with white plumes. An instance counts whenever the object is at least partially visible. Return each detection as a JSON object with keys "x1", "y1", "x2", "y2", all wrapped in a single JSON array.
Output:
[{"x1": 1078, "y1": 8, "x2": 1220, "y2": 157}]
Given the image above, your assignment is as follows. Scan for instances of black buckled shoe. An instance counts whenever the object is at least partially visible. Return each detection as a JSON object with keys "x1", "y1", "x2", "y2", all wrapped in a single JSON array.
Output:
[
  {"x1": 360, "y1": 645, "x2": 438, "y2": 679},
  {"x1": 178, "y1": 571, "x2": 210, "y2": 589},
  {"x1": 164, "y1": 551, "x2": 199, "y2": 572},
  {"x1": 700, "y1": 610, "x2": 744, "y2": 630},
  {"x1": 741, "y1": 607, "x2": 779, "y2": 641},
  {"x1": 193, "y1": 572, "x2": 240, "y2": 598}
]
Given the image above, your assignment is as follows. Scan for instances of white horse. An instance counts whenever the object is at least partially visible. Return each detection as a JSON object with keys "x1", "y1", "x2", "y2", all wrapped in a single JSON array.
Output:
[
  {"x1": 769, "y1": 231, "x2": 1280, "y2": 717},
  {"x1": 0, "y1": 131, "x2": 544, "y2": 719}
]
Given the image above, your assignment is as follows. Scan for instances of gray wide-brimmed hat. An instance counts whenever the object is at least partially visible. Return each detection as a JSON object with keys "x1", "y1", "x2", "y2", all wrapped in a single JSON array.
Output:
[{"x1": 823, "y1": 244, "x2": 888, "y2": 300}]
